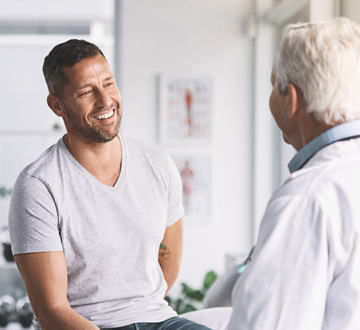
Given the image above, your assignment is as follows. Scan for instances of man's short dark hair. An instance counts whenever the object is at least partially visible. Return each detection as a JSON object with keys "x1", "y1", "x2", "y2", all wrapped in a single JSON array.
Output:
[{"x1": 43, "y1": 39, "x2": 106, "y2": 98}]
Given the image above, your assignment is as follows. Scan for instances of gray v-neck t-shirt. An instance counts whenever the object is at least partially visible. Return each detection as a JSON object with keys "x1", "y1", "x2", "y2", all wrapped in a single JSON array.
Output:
[{"x1": 9, "y1": 135, "x2": 184, "y2": 329}]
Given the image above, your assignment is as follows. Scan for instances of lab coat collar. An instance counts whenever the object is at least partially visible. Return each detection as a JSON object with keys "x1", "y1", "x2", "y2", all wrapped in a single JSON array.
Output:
[{"x1": 288, "y1": 120, "x2": 360, "y2": 173}]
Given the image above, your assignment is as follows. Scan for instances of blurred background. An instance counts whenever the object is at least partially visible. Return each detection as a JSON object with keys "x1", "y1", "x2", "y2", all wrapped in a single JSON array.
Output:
[{"x1": 0, "y1": 0, "x2": 359, "y2": 328}]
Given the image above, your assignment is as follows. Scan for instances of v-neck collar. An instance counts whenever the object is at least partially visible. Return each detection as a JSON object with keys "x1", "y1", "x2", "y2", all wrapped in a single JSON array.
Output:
[{"x1": 59, "y1": 134, "x2": 126, "y2": 191}]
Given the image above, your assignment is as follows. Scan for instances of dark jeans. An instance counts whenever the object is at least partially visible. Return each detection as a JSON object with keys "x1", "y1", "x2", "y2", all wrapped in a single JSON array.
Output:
[{"x1": 101, "y1": 316, "x2": 213, "y2": 330}]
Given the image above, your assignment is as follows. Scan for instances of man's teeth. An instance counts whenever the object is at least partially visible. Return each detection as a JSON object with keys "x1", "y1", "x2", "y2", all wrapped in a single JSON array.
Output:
[{"x1": 96, "y1": 110, "x2": 114, "y2": 120}]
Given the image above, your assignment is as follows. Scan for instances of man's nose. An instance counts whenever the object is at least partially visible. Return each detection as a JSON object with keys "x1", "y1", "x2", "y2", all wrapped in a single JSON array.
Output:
[{"x1": 95, "y1": 87, "x2": 112, "y2": 108}]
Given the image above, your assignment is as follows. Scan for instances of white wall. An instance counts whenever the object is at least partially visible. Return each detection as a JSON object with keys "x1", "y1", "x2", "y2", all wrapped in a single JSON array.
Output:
[
  {"x1": 0, "y1": 0, "x2": 113, "y2": 22},
  {"x1": 342, "y1": 0, "x2": 360, "y2": 23},
  {"x1": 119, "y1": 0, "x2": 254, "y2": 289}
]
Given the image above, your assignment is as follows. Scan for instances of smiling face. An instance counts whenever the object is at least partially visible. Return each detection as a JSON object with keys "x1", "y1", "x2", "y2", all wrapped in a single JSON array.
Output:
[{"x1": 58, "y1": 55, "x2": 122, "y2": 144}]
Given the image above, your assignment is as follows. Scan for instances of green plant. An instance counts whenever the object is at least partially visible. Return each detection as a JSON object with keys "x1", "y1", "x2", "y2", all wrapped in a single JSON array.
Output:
[
  {"x1": 165, "y1": 271, "x2": 217, "y2": 314},
  {"x1": 0, "y1": 186, "x2": 12, "y2": 198}
]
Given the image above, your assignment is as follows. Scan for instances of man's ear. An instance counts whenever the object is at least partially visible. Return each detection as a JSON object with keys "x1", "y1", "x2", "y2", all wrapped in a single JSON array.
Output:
[
  {"x1": 286, "y1": 82, "x2": 304, "y2": 119},
  {"x1": 47, "y1": 94, "x2": 64, "y2": 117}
]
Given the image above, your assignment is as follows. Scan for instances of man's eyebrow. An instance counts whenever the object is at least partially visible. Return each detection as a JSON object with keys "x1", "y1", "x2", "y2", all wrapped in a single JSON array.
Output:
[
  {"x1": 76, "y1": 83, "x2": 92, "y2": 91},
  {"x1": 104, "y1": 75, "x2": 115, "y2": 82},
  {"x1": 76, "y1": 76, "x2": 115, "y2": 90}
]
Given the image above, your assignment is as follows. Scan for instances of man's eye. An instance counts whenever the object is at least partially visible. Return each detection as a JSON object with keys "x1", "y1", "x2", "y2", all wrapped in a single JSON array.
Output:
[
  {"x1": 81, "y1": 91, "x2": 91, "y2": 96},
  {"x1": 106, "y1": 83, "x2": 113, "y2": 87}
]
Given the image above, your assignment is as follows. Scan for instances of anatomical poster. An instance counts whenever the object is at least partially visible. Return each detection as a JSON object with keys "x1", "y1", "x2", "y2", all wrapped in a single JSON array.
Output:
[
  {"x1": 159, "y1": 76, "x2": 212, "y2": 145},
  {"x1": 170, "y1": 153, "x2": 211, "y2": 225}
]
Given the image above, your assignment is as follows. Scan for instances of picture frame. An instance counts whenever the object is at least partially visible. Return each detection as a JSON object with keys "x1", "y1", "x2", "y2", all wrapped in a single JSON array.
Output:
[
  {"x1": 170, "y1": 153, "x2": 211, "y2": 225},
  {"x1": 159, "y1": 75, "x2": 213, "y2": 145}
]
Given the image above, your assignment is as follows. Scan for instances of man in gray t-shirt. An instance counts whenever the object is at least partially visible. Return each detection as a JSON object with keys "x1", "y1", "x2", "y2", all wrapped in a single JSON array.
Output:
[{"x1": 8, "y1": 39, "x2": 212, "y2": 330}]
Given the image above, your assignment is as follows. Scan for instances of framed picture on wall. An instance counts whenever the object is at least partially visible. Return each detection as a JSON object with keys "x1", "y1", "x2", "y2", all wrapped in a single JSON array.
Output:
[
  {"x1": 170, "y1": 153, "x2": 211, "y2": 225},
  {"x1": 159, "y1": 76, "x2": 213, "y2": 145}
]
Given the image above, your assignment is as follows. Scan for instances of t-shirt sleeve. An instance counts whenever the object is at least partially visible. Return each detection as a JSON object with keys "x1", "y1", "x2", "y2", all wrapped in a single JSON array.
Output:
[
  {"x1": 8, "y1": 172, "x2": 63, "y2": 255},
  {"x1": 228, "y1": 195, "x2": 329, "y2": 330},
  {"x1": 166, "y1": 154, "x2": 184, "y2": 227}
]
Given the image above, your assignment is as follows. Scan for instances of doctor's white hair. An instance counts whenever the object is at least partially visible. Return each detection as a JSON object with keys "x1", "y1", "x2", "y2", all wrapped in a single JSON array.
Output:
[{"x1": 273, "y1": 17, "x2": 360, "y2": 125}]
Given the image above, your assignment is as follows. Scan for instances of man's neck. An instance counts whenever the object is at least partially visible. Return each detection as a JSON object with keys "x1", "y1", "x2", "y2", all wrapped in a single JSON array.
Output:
[
  {"x1": 291, "y1": 109, "x2": 335, "y2": 151},
  {"x1": 63, "y1": 134, "x2": 122, "y2": 187},
  {"x1": 300, "y1": 118, "x2": 334, "y2": 149}
]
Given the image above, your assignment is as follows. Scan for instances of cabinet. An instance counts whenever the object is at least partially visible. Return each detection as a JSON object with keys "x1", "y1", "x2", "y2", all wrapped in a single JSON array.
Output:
[
  {"x1": 0, "y1": 44, "x2": 61, "y2": 133},
  {"x1": 0, "y1": 40, "x2": 67, "y2": 228}
]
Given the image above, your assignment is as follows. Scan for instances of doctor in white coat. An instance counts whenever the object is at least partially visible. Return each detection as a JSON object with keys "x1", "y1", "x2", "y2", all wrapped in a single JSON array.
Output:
[{"x1": 229, "y1": 17, "x2": 360, "y2": 330}]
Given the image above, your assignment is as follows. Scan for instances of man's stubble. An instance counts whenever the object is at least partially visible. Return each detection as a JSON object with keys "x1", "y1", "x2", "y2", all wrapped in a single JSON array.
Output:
[{"x1": 62, "y1": 101, "x2": 122, "y2": 144}]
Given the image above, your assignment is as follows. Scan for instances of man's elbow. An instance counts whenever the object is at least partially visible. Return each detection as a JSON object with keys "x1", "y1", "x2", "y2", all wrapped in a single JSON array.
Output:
[{"x1": 31, "y1": 299, "x2": 71, "y2": 330}]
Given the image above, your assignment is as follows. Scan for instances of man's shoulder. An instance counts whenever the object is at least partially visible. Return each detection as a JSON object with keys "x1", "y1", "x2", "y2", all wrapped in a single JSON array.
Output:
[
  {"x1": 274, "y1": 148, "x2": 360, "y2": 205},
  {"x1": 19, "y1": 138, "x2": 64, "y2": 182},
  {"x1": 274, "y1": 166, "x2": 323, "y2": 198},
  {"x1": 122, "y1": 135, "x2": 168, "y2": 163}
]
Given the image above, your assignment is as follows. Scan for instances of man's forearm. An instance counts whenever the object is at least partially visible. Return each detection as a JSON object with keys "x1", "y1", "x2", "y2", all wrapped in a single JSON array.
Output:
[
  {"x1": 160, "y1": 262, "x2": 180, "y2": 296},
  {"x1": 159, "y1": 243, "x2": 180, "y2": 295},
  {"x1": 36, "y1": 304, "x2": 100, "y2": 330},
  {"x1": 159, "y1": 219, "x2": 183, "y2": 295}
]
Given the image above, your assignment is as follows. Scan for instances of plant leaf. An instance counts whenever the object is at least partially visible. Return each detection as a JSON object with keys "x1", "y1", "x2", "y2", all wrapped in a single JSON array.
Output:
[
  {"x1": 178, "y1": 303, "x2": 197, "y2": 314},
  {"x1": 203, "y1": 271, "x2": 217, "y2": 289},
  {"x1": 164, "y1": 296, "x2": 171, "y2": 305},
  {"x1": 181, "y1": 283, "x2": 192, "y2": 292},
  {"x1": 181, "y1": 283, "x2": 204, "y2": 301},
  {"x1": 175, "y1": 298, "x2": 183, "y2": 312}
]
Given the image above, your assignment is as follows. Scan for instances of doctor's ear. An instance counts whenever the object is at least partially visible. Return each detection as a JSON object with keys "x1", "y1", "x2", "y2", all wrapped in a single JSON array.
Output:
[
  {"x1": 47, "y1": 94, "x2": 64, "y2": 117},
  {"x1": 286, "y1": 83, "x2": 305, "y2": 119}
]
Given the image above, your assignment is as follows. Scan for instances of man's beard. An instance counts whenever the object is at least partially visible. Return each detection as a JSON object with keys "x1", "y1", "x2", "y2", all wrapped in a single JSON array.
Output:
[{"x1": 63, "y1": 102, "x2": 121, "y2": 144}]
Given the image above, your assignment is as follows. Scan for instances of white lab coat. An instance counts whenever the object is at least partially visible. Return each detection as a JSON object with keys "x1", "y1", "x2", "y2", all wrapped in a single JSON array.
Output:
[{"x1": 229, "y1": 138, "x2": 360, "y2": 330}]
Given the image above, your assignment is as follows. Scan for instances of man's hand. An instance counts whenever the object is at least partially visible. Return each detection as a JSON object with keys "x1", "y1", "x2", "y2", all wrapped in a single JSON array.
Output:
[
  {"x1": 15, "y1": 251, "x2": 100, "y2": 330},
  {"x1": 159, "y1": 218, "x2": 183, "y2": 295}
]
